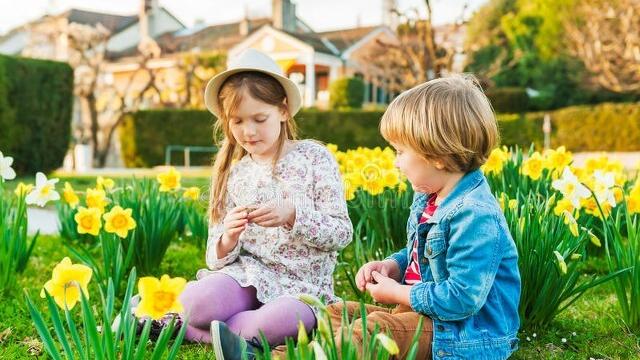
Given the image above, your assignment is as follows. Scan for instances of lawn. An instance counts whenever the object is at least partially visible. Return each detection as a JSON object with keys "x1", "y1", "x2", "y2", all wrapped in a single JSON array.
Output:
[{"x1": 1, "y1": 235, "x2": 638, "y2": 359}]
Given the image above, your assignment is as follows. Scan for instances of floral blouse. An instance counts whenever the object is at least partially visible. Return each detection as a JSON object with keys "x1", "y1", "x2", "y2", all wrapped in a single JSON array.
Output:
[{"x1": 196, "y1": 140, "x2": 353, "y2": 306}]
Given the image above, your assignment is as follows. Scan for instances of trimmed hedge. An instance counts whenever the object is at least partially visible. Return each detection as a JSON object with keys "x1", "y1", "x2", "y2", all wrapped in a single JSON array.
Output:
[
  {"x1": 119, "y1": 110, "x2": 216, "y2": 167},
  {"x1": 497, "y1": 112, "x2": 545, "y2": 149},
  {"x1": 119, "y1": 109, "x2": 545, "y2": 168},
  {"x1": 329, "y1": 77, "x2": 365, "y2": 109},
  {"x1": 486, "y1": 87, "x2": 529, "y2": 113},
  {"x1": 553, "y1": 102, "x2": 640, "y2": 151},
  {"x1": 119, "y1": 103, "x2": 640, "y2": 168},
  {"x1": 0, "y1": 55, "x2": 73, "y2": 174}
]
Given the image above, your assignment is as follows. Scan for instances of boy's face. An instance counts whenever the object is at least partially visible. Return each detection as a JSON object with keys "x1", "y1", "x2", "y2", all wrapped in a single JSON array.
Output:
[
  {"x1": 391, "y1": 142, "x2": 447, "y2": 194},
  {"x1": 228, "y1": 89, "x2": 287, "y2": 162}
]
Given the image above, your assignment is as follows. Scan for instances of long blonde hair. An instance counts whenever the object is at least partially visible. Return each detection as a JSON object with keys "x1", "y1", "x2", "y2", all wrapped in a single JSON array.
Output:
[{"x1": 209, "y1": 71, "x2": 298, "y2": 222}]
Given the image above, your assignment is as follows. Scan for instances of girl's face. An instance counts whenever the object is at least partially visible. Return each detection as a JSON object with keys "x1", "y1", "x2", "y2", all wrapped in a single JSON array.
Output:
[
  {"x1": 391, "y1": 142, "x2": 448, "y2": 194},
  {"x1": 228, "y1": 89, "x2": 287, "y2": 162}
]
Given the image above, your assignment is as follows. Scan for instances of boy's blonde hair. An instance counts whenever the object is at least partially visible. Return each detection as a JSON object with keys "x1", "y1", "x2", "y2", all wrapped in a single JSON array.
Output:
[{"x1": 380, "y1": 74, "x2": 498, "y2": 172}]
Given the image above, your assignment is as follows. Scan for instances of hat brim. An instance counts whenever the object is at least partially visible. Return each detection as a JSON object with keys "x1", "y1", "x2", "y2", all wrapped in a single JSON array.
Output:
[{"x1": 204, "y1": 67, "x2": 302, "y2": 119}]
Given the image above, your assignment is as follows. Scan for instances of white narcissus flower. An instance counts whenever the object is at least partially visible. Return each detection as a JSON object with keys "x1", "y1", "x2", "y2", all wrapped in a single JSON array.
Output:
[
  {"x1": 0, "y1": 151, "x2": 16, "y2": 181},
  {"x1": 25, "y1": 172, "x2": 60, "y2": 207},
  {"x1": 551, "y1": 167, "x2": 590, "y2": 208},
  {"x1": 592, "y1": 170, "x2": 617, "y2": 208}
]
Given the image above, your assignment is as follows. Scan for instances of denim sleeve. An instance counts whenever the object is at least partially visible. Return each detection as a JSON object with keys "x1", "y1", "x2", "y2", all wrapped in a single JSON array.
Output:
[
  {"x1": 386, "y1": 248, "x2": 408, "y2": 275},
  {"x1": 409, "y1": 202, "x2": 502, "y2": 321}
]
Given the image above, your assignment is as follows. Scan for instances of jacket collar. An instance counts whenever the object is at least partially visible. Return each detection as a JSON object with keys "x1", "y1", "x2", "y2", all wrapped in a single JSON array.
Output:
[{"x1": 411, "y1": 169, "x2": 485, "y2": 225}]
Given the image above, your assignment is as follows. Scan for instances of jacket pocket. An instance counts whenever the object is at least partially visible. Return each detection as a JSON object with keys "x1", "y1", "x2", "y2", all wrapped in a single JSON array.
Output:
[{"x1": 424, "y1": 231, "x2": 448, "y2": 283}]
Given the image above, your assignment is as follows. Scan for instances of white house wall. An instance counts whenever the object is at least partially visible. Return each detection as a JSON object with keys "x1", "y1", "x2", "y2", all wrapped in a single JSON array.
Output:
[{"x1": 0, "y1": 30, "x2": 28, "y2": 55}]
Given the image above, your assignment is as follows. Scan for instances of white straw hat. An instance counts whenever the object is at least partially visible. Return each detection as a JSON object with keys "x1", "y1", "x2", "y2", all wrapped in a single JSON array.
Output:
[{"x1": 204, "y1": 48, "x2": 302, "y2": 119}]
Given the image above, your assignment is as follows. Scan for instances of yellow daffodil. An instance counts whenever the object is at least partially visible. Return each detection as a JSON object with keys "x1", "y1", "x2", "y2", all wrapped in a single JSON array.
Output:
[
  {"x1": 398, "y1": 181, "x2": 408, "y2": 192},
  {"x1": 544, "y1": 146, "x2": 572, "y2": 171},
  {"x1": 103, "y1": 206, "x2": 136, "y2": 238},
  {"x1": 96, "y1": 176, "x2": 115, "y2": 191},
  {"x1": 135, "y1": 275, "x2": 187, "y2": 320},
  {"x1": 326, "y1": 143, "x2": 338, "y2": 154},
  {"x1": 63, "y1": 182, "x2": 79, "y2": 208},
  {"x1": 363, "y1": 178, "x2": 385, "y2": 196},
  {"x1": 508, "y1": 199, "x2": 518, "y2": 210},
  {"x1": 40, "y1": 257, "x2": 92, "y2": 310},
  {"x1": 553, "y1": 198, "x2": 575, "y2": 217},
  {"x1": 74, "y1": 206, "x2": 102, "y2": 236},
  {"x1": 182, "y1": 187, "x2": 201, "y2": 201},
  {"x1": 14, "y1": 182, "x2": 33, "y2": 197},
  {"x1": 85, "y1": 188, "x2": 108, "y2": 212},
  {"x1": 157, "y1": 167, "x2": 181, "y2": 192},
  {"x1": 482, "y1": 148, "x2": 510, "y2": 175},
  {"x1": 382, "y1": 170, "x2": 400, "y2": 188},
  {"x1": 521, "y1": 152, "x2": 545, "y2": 180}
]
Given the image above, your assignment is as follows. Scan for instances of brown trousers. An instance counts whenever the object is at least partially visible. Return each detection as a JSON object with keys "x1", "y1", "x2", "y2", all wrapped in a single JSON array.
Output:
[{"x1": 272, "y1": 301, "x2": 433, "y2": 359}]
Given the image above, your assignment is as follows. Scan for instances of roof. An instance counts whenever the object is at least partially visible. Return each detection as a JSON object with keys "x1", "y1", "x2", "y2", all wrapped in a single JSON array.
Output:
[
  {"x1": 283, "y1": 30, "x2": 339, "y2": 55},
  {"x1": 62, "y1": 8, "x2": 137, "y2": 33},
  {"x1": 317, "y1": 26, "x2": 379, "y2": 52},
  {"x1": 106, "y1": 18, "x2": 271, "y2": 60}
]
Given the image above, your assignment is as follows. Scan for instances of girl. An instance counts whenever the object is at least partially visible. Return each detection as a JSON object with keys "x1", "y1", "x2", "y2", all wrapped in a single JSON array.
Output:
[{"x1": 183, "y1": 49, "x2": 352, "y2": 359}]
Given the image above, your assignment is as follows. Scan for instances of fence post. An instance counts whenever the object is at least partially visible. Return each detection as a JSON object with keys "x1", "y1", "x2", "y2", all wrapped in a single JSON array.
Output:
[{"x1": 184, "y1": 147, "x2": 191, "y2": 168}]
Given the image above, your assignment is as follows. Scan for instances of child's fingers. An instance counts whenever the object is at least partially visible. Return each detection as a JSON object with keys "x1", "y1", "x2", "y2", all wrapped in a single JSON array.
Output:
[
  {"x1": 247, "y1": 207, "x2": 271, "y2": 219},
  {"x1": 225, "y1": 219, "x2": 248, "y2": 230},
  {"x1": 227, "y1": 210, "x2": 248, "y2": 221},
  {"x1": 227, "y1": 226, "x2": 246, "y2": 236},
  {"x1": 250, "y1": 213, "x2": 276, "y2": 224}
]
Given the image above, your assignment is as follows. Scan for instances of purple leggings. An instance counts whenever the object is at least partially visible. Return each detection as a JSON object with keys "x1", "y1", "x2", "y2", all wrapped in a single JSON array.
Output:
[{"x1": 178, "y1": 273, "x2": 316, "y2": 346}]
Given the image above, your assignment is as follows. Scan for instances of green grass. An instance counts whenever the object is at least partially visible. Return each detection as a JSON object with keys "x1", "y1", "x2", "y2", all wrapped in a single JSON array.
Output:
[{"x1": 0, "y1": 235, "x2": 638, "y2": 359}]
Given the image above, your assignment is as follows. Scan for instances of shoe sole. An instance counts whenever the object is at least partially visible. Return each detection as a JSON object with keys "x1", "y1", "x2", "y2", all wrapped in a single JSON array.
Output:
[{"x1": 211, "y1": 321, "x2": 225, "y2": 360}]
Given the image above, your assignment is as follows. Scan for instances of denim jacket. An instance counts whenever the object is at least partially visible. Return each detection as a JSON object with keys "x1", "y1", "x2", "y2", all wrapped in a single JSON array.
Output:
[{"x1": 387, "y1": 170, "x2": 521, "y2": 359}]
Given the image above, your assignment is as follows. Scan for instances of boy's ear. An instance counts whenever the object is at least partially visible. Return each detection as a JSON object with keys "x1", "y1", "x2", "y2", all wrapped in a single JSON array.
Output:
[{"x1": 434, "y1": 161, "x2": 445, "y2": 170}]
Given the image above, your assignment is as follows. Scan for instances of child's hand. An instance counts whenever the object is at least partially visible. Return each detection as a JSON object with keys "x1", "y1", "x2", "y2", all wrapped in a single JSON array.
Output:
[
  {"x1": 222, "y1": 206, "x2": 249, "y2": 245},
  {"x1": 247, "y1": 200, "x2": 295, "y2": 228},
  {"x1": 355, "y1": 260, "x2": 401, "y2": 291},
  {"x1": 366, "y1": 271, "x2": 402, "y2": 304}
]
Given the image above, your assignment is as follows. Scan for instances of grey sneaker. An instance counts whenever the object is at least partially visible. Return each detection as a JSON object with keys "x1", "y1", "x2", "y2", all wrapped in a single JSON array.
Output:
[{"x1": 210, "y1": 320, "x2": 259, "y2": 360}]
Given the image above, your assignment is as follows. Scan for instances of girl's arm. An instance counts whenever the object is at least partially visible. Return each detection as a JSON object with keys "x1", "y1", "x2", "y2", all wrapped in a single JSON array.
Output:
[{"x1": 291, "y1": 147, "x2": 353, "y2": 251}]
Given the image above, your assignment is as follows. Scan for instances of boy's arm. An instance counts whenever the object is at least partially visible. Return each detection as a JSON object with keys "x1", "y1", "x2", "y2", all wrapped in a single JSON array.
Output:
[
  {"x1": 409, "y1": 203, "x2": 503, "y2": 321},
  {"x1": 385, "y1": 248, "x2": 409, "y2": 277}
]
